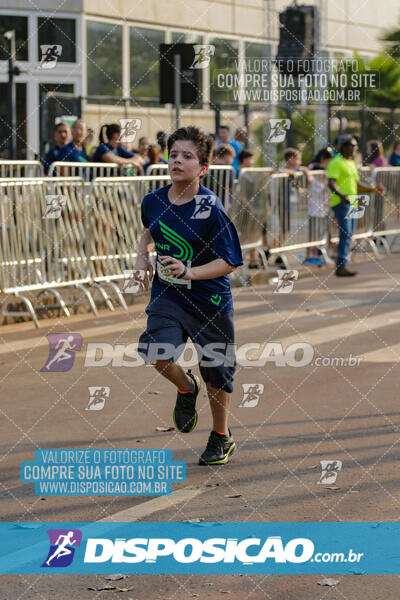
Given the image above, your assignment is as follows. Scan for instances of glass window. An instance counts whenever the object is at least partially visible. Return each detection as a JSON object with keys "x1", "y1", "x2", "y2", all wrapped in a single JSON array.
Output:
[
  {"x1": 130, "y1": 26, "x2": 164, "y2": 105},
  {"x1": 38, "y1": 18, "x2": 76, "y2": 62},
  {"x1": 209, "y1": 38, "x2": 239, "y2": 107},
  {"x1": 245, "y1": 41, "x2": 270, "y2": 61},
  {"x1": 172, "y1": 32, "x2": 202, "y2": 45},
  {"x1": 0, "y1": 17, "x2": 28, "y2": 61},
  {"x1": 86, "y1": 21, "x2": 122, "y2": 98}
]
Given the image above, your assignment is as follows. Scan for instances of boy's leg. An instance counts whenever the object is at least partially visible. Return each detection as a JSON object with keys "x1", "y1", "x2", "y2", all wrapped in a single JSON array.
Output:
[
  {"x1": 154, "y1": 359, "x2": 200, "y2": 433},
  {"x1": 199, "y1": 380, "x2": 235, "y2": 465},
  {"x1": 154, "y1": 359, "x2": 193, "y2": 391},
  {"x1": 205, "y1": 381, "x2": 230, "y2": 435}
]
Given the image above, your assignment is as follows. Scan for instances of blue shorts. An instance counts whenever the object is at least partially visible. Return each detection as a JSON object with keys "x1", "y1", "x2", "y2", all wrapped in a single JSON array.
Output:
[{"x1": 138, "y1": 299, "x2": 236, "y2": 393}]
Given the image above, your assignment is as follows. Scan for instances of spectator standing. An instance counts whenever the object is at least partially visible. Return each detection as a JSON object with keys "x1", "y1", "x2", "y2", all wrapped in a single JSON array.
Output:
[
  {"x1": 210, "y1": 144, "x2": 235, "y2": 209},
  {"x1": 58, "y1": 119, "x2": 89, "y2": 163},
  {"x1": 92, "y1": 123, "x2": 143, "y2": 170},
  {"x1": 229, "y1": 127, "x2": 247, "y2": 177},
  {"x1": 367, "y1": 140, "x2": 388, "y2": 167},
  {"x1": 156, "y1": 131, "x2": 169, "y2": 163},
  {"x1": 327, "y1": 135, "x2": 384, "y2": 277},
  {"x1": 216, "y1": 125, "x2": 231, "y2": 146},
  {"x1": 388, "y1": 141, "x2": 400, "y2": 167},
  {"x1": 137, "y1": 136, "x2": 150, "y2": 170},
  {"x1": 42, "y1": 122, "x2": 71, "y2": 175}
]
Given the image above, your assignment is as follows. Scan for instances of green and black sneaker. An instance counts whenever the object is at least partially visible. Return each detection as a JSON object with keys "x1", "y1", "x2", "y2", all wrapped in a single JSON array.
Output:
[
  {"x1": 198, "y1": 429, "x2": 235, "y2": 465},
  {"x1": 173, "y1": 370, "x2": 200, "y2": 433}
]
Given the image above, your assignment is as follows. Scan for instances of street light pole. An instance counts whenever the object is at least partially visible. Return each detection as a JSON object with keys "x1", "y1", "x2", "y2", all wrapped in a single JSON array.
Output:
[{"x1": 4, "y1": 30, "x2": 17, "y2": 159}]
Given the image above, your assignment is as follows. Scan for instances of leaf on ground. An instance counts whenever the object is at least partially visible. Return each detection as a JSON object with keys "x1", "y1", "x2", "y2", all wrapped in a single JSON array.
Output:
[
  {"x1": 224, "y1": 494, "x2": 241, "y2": 498},
  {"x1": 116, "y1": 586, "x2": 135, "y2": 592},
  {"x1": 155, "y1": 426, "x2": 175, "y2": 432},
  {"x1": 88, "y1": 585, "x2": 116, "y2": 591},
  {"x1": 185, "y1": 518, "x2": 202, "y2": 523},
  {"x1": 148, "y1": 391, "x2": 161, "y2": 395},
  {"x1": 135, "y1": 439, "x2": 146, "y2": 443},
  {"x1": 105, "y1": 574, "x2": 127, "y2": 581},
  {"x1": 317, "y1": 578, "x2": 339, "y2": 586},
  {"x1": 204, "y1": 483, "x2": 220, "y2": 487}
]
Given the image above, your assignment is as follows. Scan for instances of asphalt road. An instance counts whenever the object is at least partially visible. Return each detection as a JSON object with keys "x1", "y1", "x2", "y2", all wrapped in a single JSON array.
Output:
[{"x1": 1, "y1": 255, "x2": 400, "y2": 599}]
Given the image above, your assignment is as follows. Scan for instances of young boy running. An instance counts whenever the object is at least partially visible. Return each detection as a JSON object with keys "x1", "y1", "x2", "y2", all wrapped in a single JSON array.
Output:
[{"x1": 134, "y1": 126, "x2": 243, "y2": 465}]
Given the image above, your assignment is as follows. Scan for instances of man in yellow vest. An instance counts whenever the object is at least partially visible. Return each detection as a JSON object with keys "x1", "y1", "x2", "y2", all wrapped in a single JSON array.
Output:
[{"x1": 327, "y1": 135, "x2": 384, "y2": 277}]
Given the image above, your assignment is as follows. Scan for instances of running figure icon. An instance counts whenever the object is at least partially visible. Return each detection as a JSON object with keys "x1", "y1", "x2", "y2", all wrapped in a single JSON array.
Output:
[
  {"x1": 45, "y1": 335, "x2": 77, "y2": 371},
  {"x1": 42, "y1": 529, "x2": 82, "y2": 567},
  {"x1": 45, "y1": 531, "x2": 77, "y2": 566},
  {"x1": 41, "y1": 333, "x2": 82, "y2": 372}
]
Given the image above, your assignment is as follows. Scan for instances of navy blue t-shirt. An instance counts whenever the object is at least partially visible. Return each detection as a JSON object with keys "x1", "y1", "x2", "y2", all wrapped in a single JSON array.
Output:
[
  {"x1": 58, "y1": 142, "x2": 88, "y2": 163},
  {"x1": 42, "y1": 145, "x2": 63, "y2": 175},
  {"x1": 92, "y1": 143, "x2": 134, "y2": 162},
  {"x1": 141, "y1": 184, "x2": 243, "y2": 316}
]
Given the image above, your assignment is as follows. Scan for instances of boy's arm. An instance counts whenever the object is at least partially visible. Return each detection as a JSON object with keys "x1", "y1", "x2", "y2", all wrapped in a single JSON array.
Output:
[
  {"x1": 134, "y1": 228, "x2": 154, "y2": 287},
  {"x1": 159, "y1": 256, "x2": 236, "y2": 280}
]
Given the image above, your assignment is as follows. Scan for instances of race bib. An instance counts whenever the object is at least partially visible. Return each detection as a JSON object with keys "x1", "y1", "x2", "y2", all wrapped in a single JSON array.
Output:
[{"x1": 157, "y1": 259, "x2": 191, "y2": 289}]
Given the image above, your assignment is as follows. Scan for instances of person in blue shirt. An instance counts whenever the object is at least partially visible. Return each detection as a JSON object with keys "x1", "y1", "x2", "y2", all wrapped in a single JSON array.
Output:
[
  {"x1": 389, "y1": 141, "x2": 400, "y2": 167},
  {"x1": 42, "y1": 122, "x2": 71, "y2": 175},
  {"x1": 134, "y1": 126, "x2": 243, "y2": 466},
  {"x1": 58, "y1": 119, "x2": 89, "y2": 164},
  {"x1": 92, "y1": 123, "x2": 144, "y2": 170}
]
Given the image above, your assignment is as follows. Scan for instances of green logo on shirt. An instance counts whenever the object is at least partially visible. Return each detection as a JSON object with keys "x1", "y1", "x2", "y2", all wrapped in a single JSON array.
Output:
[
  {"x1": 159, "y1": 220, "x2": 194, "y2": 262},
  {"x1": 210, "y1": 294, "x2": 222, "y2": 306}
]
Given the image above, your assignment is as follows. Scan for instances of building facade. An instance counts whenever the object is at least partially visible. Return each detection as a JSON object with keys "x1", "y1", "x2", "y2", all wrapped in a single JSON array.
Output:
[{"x1": 0, "y1": 0, "x2": 398, "y2": 158}]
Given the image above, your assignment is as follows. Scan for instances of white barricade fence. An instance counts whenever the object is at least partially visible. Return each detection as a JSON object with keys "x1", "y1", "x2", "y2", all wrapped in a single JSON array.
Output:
[
  {"x1": 0, "y1": 160, "x2": 44, "y2": 178},
  {"x1": 0, "y1": 177, "x2": 98, "y2": 327},
  {"x1": 372, "y1": 167, "x2": 400, "y2": 245},
  {"x1": 89, "y1": 175, "x2": 170, "y2": 307},
  {"x1": 231, "y1": 168, "x2": 271, "y2": 268},
  {"x1": 147, "y1": 164, "x2": 234, "y2": 208}
]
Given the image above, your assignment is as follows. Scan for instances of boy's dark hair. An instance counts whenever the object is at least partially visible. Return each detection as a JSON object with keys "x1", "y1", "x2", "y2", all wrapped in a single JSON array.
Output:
[
  {"x1": 218, "y1": 125, "x2": 230, "y2": 132},
  {"x1": 284, "y1": 147, "x2": 300, "y2": 161},
  {"x1": 167, "y1": 126, "x2": 213, "y2": 165},
  {"x1": 238, "y1": 149, "x2": 253, "y2": 163}
]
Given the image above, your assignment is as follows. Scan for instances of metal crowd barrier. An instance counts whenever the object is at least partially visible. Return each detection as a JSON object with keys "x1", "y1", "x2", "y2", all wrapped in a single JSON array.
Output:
[
  {"x1": 233, "y1": 168, "x2": 331, "y2": 267},
  {"x1": 0, "y1": 177, "x2": 96, "y2": 327},
  {"x1": 147, "y1": 163, "x2": 234, "y2": 208},
  {"x1": 371, "y1": 167, "x2": 400, "y2": 249},
  {"x1": 0, "y1": 160, "x2": 44, "y2": 178},
  {"x1": 1, "y1": 167, "x2": 400, "y2": 327},
  {"x1": 89, "y1": 175, "x2": 171, "y2": 308}
]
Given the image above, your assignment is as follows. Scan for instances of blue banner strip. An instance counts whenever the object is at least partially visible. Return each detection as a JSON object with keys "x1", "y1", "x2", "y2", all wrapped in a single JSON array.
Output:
[{"x1": 0, "y1": 522, "x2": 398, "y2": 574}]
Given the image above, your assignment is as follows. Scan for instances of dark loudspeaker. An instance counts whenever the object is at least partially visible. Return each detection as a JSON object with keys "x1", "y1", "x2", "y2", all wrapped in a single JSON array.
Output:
[
  {"x1": 159, "y1": 44, "x2": 200, "y2": 104},
  {"x1": 276, "y1": 6, "x2": 316, "y2": 74}
]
